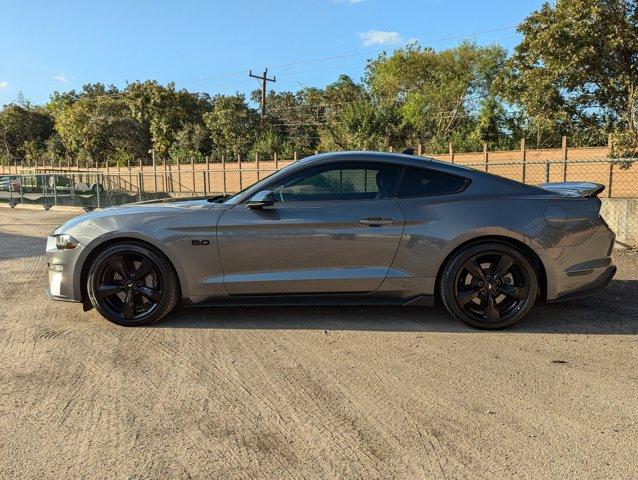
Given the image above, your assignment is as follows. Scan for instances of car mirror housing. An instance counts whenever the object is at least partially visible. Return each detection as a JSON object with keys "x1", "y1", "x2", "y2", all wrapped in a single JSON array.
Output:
[{"x1": 246, "y1": 190, "x2": 276, "y2": 209}]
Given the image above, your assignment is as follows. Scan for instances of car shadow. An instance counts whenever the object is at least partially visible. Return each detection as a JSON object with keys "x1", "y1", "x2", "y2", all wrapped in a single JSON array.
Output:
[
  {"x1": 154, "y1": 279, "x2": 638, "y2": 335},
  {"x1": 0, "y1": 231, "x2": 48, "y2": 261}
]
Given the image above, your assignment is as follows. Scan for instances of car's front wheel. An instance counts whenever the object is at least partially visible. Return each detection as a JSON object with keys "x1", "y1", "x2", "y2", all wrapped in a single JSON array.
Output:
[
  {"x1": 86, "y1": 242, "x2": 178, "y2": 326},
  {"x1": 439, "y1": 242, "x2": 538, "y2": 329}
]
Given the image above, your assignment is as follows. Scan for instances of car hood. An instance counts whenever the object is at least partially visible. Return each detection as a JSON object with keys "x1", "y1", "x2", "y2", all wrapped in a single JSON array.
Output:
[{"x1": 53, "y1": 198, "x2": 227, "y2": 238}]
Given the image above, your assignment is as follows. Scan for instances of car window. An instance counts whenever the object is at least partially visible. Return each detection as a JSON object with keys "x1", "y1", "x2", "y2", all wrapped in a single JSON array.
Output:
[
  {"x1": 397, "y1": 167, "x2": 468, "y2": 197},
  {"x1": 272, "y1": 163, "x2": 401, "y2": 202}
]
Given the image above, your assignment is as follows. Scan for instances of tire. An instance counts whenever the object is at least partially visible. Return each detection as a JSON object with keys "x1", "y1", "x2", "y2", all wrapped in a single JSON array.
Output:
[
  {"x1": 439, "y1": 242, "x2": 538, "y2": 329},
  {"x1": 87, "y1": 242, "x2": 179, "y2": 326}
]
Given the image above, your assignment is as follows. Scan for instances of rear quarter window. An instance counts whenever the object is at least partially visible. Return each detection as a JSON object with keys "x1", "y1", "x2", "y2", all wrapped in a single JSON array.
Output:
[{"x1": 397, "y1": 167, "x2": 468, "y2": 197}]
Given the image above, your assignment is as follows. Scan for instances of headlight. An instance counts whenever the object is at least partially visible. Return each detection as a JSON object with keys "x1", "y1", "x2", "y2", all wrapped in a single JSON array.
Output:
[{"x1": 55, "y1": 234, "x2": 80, "y2": 250}]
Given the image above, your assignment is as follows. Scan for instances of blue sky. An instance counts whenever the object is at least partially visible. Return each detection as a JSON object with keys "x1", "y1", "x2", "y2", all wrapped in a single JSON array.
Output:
[{"x1": 0, "y1": 0, "x2": 545, "y2": 106}]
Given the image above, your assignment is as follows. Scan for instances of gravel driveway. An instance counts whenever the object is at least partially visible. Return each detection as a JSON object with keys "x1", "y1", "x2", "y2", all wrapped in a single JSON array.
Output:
[{"x1": 1, "y1": 208, "x2": 636, "y2": 479}]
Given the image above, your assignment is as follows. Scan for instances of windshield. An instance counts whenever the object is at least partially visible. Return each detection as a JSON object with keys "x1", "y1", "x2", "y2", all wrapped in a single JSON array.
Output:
[{"x1": 215, "y1": 161, "x2": 301, "y2": 204}]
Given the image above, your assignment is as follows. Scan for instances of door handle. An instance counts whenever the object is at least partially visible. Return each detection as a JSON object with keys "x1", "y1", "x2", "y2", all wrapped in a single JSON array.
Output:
[{"x1": 359, "y1": 217, "x2": 395, "y2": 226}]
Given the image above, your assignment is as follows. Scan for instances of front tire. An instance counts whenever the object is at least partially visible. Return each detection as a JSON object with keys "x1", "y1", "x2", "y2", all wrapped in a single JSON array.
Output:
[
  {"x1": 439, "y1": 242, "x2": 538, "y2": 329},
  {"x1": 87, "y1": 242, "x2": 179, "y2": 326}
]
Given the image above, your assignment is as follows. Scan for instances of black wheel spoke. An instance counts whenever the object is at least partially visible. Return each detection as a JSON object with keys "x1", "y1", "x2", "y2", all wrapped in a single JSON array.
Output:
[
  {"x1": 457, "y1": 287, "x2": 480, "y2": 306},
  {"x1": 107, "y1": 256, "x2": 129, "y2": 279},
  {"x1": 493, "y1": 254, "x2": 514, "y2": 279},
  {"x1": 463, "y1": 259, "x2": 485, "y2": 281},
  {"x1": 497, "y1": 284, "x2": 528, "y2": 300},
  {"x1": 121, "y1": 289, "x2": 135, "y2": 319},
  {"x1": 137, "y1": 286, "x2": 161, "y2": 303},
  {"x1": 485, "y1": 292, "x2": 501, "y2": 321},
  {"x1": 97, "y1": 250, "x2": 164, "y2": 322},
  {"x1": 133, "y1": 258, "x2": 154, "y2": 281},
  {"x1": 96, "y1": 283, "x2": 122, "y2": 299}
]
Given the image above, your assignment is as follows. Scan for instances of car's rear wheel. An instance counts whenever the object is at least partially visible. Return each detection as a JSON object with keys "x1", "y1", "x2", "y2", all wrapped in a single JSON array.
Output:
[
  {"x1": 87, "y1": 242, "x2": 178, "y2": 326},
  {"x1": 439, "y1": 242, "x2": 538, "y2": 329}
]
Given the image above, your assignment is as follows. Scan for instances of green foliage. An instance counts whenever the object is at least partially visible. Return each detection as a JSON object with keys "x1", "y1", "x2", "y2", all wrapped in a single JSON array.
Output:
[
  {"x1": 367, "y1": 42, "x2": 507, "y2": 149},
  {"x1": 0, "y1": 104, "x2": 54, "y2": 164},
  {"x1": 1, "y1": 7, "x2": 636, "y2": 165},
  {"x1": 498, "y1": 0, "x2": 638, "y2": 148},
  {"x1": 54, "y1": 94, "x2": 149, "y2": 165},
  {"x1": 169, "y1": 123, "x2": 212, "y2": 162},
  {"x1": 203, "y1": 94, "x2": 260, "y2": 158}
]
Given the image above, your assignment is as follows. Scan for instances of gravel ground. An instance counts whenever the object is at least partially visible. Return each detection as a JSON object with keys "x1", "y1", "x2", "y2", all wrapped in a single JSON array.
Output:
[{"x1": 1, "y1": 208, "x2": 637, "y2": 480}]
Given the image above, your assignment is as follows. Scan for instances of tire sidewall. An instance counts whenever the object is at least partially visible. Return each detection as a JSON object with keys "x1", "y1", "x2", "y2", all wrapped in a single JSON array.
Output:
[
  {"x1": 440, "y1": 242, "x2": 538, "y2": 329},
  {"x1": 87, "y1": 243, "x2": 177, "y2": 326}
]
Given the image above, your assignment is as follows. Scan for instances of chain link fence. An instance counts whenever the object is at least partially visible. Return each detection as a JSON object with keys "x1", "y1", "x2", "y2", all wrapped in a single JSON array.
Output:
[{"x1": 1, "y1": 158, "x2": 636, "y2": 246}]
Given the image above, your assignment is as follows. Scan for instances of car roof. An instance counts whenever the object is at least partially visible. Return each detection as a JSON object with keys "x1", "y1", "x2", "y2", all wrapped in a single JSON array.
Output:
[{"x1": 298, "y1": 150, "x2": 476, "y2": 175}]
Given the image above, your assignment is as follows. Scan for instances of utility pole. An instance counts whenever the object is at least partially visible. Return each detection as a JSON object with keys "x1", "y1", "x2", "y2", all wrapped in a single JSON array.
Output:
[{"x1": 249, "y1": 69, "x2": 276, "y2": 118}]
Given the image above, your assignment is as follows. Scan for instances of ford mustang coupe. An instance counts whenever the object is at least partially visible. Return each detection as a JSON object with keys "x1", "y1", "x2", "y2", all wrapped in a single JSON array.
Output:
[{"x1": 46, "y1": 151, "x2": 616, "y2": 329}]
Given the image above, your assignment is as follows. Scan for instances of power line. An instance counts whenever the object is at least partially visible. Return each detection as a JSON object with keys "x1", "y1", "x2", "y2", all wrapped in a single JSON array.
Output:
[
  {"x1": 249, "y1": 69, "x2": 277, "y2": 117},
  {"x1": 193, "y1": 25, "x2": 517, "y2": 84}
]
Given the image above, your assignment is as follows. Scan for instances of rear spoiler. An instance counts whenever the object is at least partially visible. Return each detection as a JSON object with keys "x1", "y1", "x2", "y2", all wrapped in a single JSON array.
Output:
[{"x1": 537, "y1": 182, "x2": 605, "y2": 198}]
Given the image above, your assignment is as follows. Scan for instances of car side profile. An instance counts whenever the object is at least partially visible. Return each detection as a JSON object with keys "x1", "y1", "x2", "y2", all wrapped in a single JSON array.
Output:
[{"x1": 46, "y1": 151, "x2": 616, "y2": 329}]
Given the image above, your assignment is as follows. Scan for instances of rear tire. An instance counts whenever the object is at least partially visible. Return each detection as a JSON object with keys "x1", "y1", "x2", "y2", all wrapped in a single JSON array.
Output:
[
  {"x1": 87, "y1": 242, "x2": 179, "y2": 326},
  {"x1": 439, "y1": 242, "x2": 538, "y2": 329}
]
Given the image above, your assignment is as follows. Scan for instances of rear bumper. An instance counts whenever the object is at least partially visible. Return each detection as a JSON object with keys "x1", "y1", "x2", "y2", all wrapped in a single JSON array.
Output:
[{"x1": 551, "y1": 265, "x2": 616, "y2": 302}]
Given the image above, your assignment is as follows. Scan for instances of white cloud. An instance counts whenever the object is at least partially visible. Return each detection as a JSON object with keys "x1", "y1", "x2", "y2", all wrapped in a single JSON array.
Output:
[
  {"x1": 0, "y1": 81, "x2": 8, "y2": 90},
  {"x1": 358, "y1": 30, "x2": 403, "y2": 47},
  {"x1": 334, "y1": 0, "x2": 364, "y2": 4},
  {"x1": 54, "y1": 71, "x2": 68, "y2": 83}
]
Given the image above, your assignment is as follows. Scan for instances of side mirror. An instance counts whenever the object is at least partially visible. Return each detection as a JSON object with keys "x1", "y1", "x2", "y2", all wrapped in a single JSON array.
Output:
[{"x1": 246, "y1": 190, "x2": 275, "y2": 209}]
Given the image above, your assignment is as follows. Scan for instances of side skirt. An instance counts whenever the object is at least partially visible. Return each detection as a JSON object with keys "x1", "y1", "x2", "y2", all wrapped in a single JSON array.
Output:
[{"x1": 183, "y1": 293, "x2": 435, "y2": 308}]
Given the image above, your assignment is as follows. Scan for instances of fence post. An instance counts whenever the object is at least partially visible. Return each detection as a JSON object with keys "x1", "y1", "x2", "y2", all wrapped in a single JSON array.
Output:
[
  {"x1": 520, "y1": 138, "x2": 527, "y2": 183},
  {"x1": 274, "y1": 152, "x2": 278, "y2": 170},
  {"x1": 19, "y1": 174, "x2": 24, "y2": 204},
  {"x1": 191, "y1": 157, "x2": 196, "y2": 193},
  {"x1": 449, "y1": 142, "x2": 454, "y2": 163},
  {"x1": 256, "y1": 153, "x2": 260, "y2": 181},
  {"x1": 203, "y1": 171, "x2": 208, "y2": 196},
  {"x1": 238, "y1": 154, "x2": 243, "y2": 190},
  {"x1": 417, "y1": 144, "x2": 422, "y2": 156},
  {"x1": 293, "y1": 151, "x2": 298, "y2": 161},
  {"x1": 205, "y1": 155, "x2": 210, "y2": 193},
  {"x1": 545, "y1": 161, "x2": 550, "y2": 183},
  {"x1": 222, "y1": 155, "x2": 227, "y2": 195},
  {"x1": 138, "y1": 172, "x2": 143, "y2": 202},
  {"x1": 561, "y1": 136, "x2": 568, "y2": 182},
  {"x1": 608, "y1": 162, "x2": 613, "y2": 198},
  {"x1": 483, "y1": 142, "x2": 489, "y2": 171},
  {"x1": 96, "y1": 173, "x2": 101, "y2": 208},
  {"x1": 52, "y1": 174, "x2": 58, "y2": 206}
]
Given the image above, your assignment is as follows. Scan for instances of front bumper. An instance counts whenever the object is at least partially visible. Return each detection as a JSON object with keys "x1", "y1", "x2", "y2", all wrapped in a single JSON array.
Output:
[{"x1": 46, "y1": 235, "x2": 86, "y2": 302}]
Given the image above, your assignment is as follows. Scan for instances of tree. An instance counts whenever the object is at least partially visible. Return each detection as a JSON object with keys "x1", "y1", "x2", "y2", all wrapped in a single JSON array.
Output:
[
  {"x1": 366, "y1": 42, "x2": 507, "y2": 151},
  {"x1": 168, "y1": 123, "x2": 212, "y2": 161},
  {"x1": 55, "y1": 95, "x2": 149, "y2": 165},
  {"x1": 203, "y1": 94, "x2": 260, "y2": 158},
  {"x1": 498, "y1": 0, "x2": 638, "y2": 151},
  {"x1": 0, "y1": 104, "x2": 54, "y2": 164},
  {"x1": 125, "y1": 81, "x2": 211, "y2": 159}
]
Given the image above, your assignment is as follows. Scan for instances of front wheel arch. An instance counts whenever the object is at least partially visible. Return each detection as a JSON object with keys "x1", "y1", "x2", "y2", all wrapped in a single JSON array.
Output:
[{"x1": 80, "y1": 237, "x2": 182, "y2": 307}]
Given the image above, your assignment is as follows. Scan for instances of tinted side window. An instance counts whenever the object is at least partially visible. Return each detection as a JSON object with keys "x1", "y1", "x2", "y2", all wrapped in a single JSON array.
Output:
[
  {"x1": 397, "y1": 167, "x2": 468, "y2": 197},
  {"x1": 273, "y1": 163, "x2": 401, "y2": 202}
]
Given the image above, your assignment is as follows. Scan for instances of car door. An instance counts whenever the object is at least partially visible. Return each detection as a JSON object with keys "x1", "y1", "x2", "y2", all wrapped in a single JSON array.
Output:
[{"x1": 216, "y1": 161, "x2": 406, "y2": 295}]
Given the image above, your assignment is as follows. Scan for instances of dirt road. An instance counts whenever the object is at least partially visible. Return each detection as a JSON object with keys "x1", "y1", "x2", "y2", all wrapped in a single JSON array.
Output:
[{"x1": 1, "y1": 208, "x2": 636, "y2": 479}]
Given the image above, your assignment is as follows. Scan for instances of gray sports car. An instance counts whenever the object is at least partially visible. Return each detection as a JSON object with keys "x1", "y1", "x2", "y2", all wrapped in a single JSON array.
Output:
[{"x1": 46, "y1": 151, "x2": 616, "y2": 329}]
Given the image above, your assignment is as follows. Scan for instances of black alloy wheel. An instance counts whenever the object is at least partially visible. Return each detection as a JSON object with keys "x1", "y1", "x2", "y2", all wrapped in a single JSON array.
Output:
[
  {"x1": 440, "y1": 242, "x2": 538, "y2": 329},
  {"x1": 87, "y1": 242, "x2": 178, "y2": 326}
]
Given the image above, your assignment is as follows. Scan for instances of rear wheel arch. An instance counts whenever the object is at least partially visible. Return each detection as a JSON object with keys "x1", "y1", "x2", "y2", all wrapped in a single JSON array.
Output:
[{"x1": 435, "y1": 235, "x2": 547, "y2": 302}]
